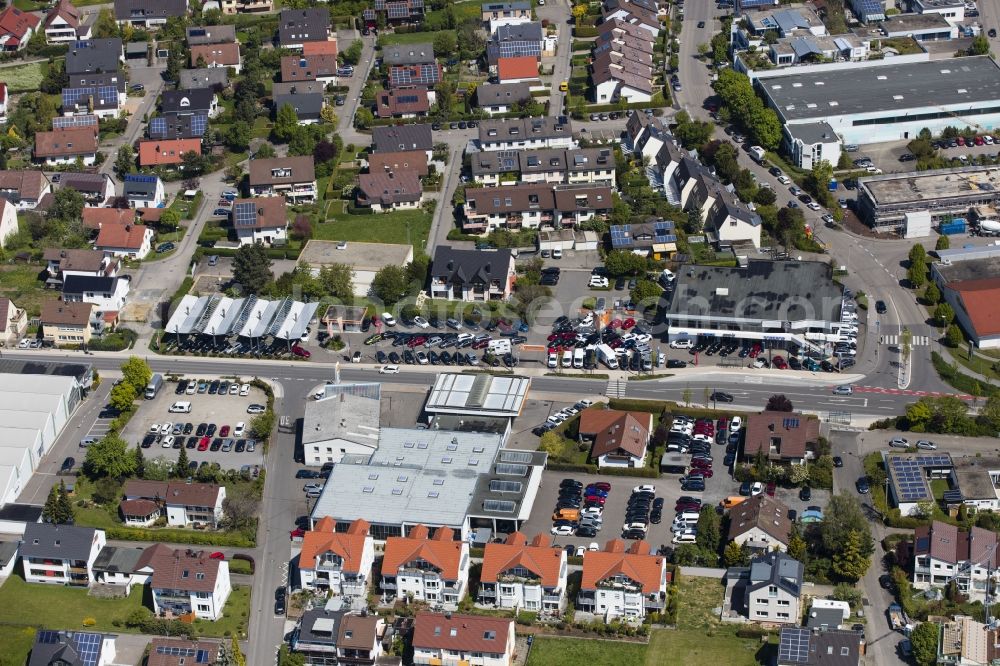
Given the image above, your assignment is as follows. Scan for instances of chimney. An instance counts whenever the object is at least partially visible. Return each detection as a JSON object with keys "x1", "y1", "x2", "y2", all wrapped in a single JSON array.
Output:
[
  {"x1": 388, "y1": 172, "x2": 395, "y2": 180},
  {"x1": 447, "y1": 261, "x2": 454, "y2": 270},
  {"x1": 125, "y1": 224, "x2": 131, "y2": 231}
]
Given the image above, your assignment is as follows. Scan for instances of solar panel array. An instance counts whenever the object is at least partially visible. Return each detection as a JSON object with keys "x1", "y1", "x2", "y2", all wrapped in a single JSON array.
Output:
[
  {"x1": 782, "y1": 417, "x2": 800, "y2": 429},
  {"x1": 738, "y1": 0, "x2": 775, "y2": 8},
  {"x1": 387, "y1": 2, "x2": 410, "y2": 19},
  {"x1": 492, "y1": 40, "x2": 541, "y2": 59},
  {"x1": 75, "y1": 632, "x2": 103, "y2": 666},
  {"x1": 149, "y1": 113, "x2": 208, "y2": 139},
  {"x1": 396, "y1": 94, "x2": 420, "y2": 104},
  {"x1": 778, "y1": 628, "x2": 810, "y2": 664},
  {"x1": 62, "y1": 86, "x2": 118, "y2": 108},
  {"x1": 125, "y1": 174, "x2": 158, "y2": 184},
  {"x1": 390, "y1": 64, "x2": 440, "y2": 86},
  {"x1": 52, "y1": 114, "x2": 99, "y2": 129},
  {"x1": 851, "y1": 0, "x2": 885, "y2": 19},
  {"x1": 889, "y1": 455, "x2": 951, "y2": 502},
  {"x1": 36, "y1": 630, "x2": 60, "y2": 644},
  {"x1": 154, "y1": 646, "x2": 211, "y2": 662},
  {"x1": 233, "y1": 202, "x2": 257, "y2": 227},
  {"x1": 610, "y1": 221, "x2": 677, "y2": 249}
]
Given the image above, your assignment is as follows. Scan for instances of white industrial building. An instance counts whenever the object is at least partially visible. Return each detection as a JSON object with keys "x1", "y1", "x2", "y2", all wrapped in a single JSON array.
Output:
[
  {"x1": 758, "y1": 56, "x2": 1000, "y2": 145},
  {"x1": 424, "y1": 373, "x2": 530, "y2": 419}
]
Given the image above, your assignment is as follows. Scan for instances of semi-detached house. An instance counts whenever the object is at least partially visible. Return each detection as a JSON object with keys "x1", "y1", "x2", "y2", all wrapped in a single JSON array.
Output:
[
  {"x1": 577, "y1": 408, "x2": 652, "y2": 468},
  {"x1": 34, "y1": 127, "x2": 98, "y2": 166},
  {"x1": 41, "y1": 300, "x2": 95, "y2": 347},
  {"x1": 356, "y1": 170, "x2": 423, "y2": 212},
  {"x1": 248, "y1": 156, "x2": 317, "y2": 204},
  {"x1": 462, "y1": 183, "x2": 612, "y2": 233},
  {"x1": 0, "y1": 170, "x2": 51, "y2": 210},
  {"x1": 95, "y1": 222, "x2": 154, "y2": 260},
  {"x1": 121, "y1": 480, "x2": 227, "y2": 528},
  {"x1": 21, "y1": 523, "x2": 106, "y2": 586},
  {"x1": 478, "y1": 117, "x2": 573, "y2": 152},
  {"x1": 381, "y1": 525, "x2": 470, "y2": 609},
  {"x1": 912, "y1": 520, "x2": 1000, "y2": 604},
  {"x1": 479, "y1": 532, "x2": 568, "y2": 614},
  {"x1": 45, "y1": 0, "x2": 91, "y2": 44}
]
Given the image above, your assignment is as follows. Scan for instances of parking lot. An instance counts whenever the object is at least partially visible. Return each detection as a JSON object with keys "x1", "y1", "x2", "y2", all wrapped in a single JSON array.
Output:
[{"x1": 120, "y1": 378, "x2": 267, "y2": 471}]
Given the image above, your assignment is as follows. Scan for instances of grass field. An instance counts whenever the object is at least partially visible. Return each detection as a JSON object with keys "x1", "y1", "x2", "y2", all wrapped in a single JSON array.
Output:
[
  {"x1": 0, "y1": 263, "x2": 49, "y2": 318},
  {"x1": 379, "y1": 30, "x2": 455, "y2": 46},
  {"x1": 2, "y1": 61, "x2": 49, "y2": 93},
  {"x1": 318, "y1": 202, "x2": 431, "y2": 253},
  {"x1": 0, "y1": 624, "x2": 38, "y2": 666},
  {"x1": 526, "y1": 637, "x2": 647, "y2": 666}
]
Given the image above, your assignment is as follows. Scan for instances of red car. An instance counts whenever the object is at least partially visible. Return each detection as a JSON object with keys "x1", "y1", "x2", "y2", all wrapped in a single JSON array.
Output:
[
  {"x1": 716, "y1": 418, "x2": 728, "y2": 431},
  {"x1": 292, "y1": 345, "x2": 311, "y2": 358},
  {"x1": 958, "y1": 136, "x2": 966, "y2": 146},
  {"x1": 976, "y1": 136, "x2": 985, "y2": 146},
  {"x1": 690, "y1": 459, "x2": 713, "y2": 470},
  {"x1": 197, "y1": 436, "x2": 210, "y2": 451},
  {"x1": 220, "y1": 425, "x2": 230, "y2": 437},
  {"x1": 290, "y1": 528, "x2": 305, "y2": 540},
  {"x1": 592, "y1": 482, "x2": 611, "y2": 492},
  {"x1": 584, "y1": 495, "x2": 606, "y2": 505},
  {"x1": 547, "y1": 334, "x2": 560, "y2": 342},
  {"x1": 766, "y1": 481, "x2": 776, "y2": 497},
  {"x1": 622, "y1": 318, "x2": 636, "y2": 330},
  {"x1": 608, "y1": 319, "x2": 622, "y2": 329},
  {"x1": 690, "y1": 466, "x2": 714, "y2": 478},
  {"x1": 772, "y1": 355, "x2": 788, "y2": 369},
  {"x1": 209, "y1": 551, "x2": 225, "y2": 560}
]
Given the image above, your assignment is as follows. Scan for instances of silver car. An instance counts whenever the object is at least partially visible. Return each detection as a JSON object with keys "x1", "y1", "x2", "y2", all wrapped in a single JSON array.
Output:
[
  {"x1": 916, "y1": 440, "x2": 938, "y2": 450},
  {"x1": 832, "y1": 385, "x2": 853, "y2": 395}
]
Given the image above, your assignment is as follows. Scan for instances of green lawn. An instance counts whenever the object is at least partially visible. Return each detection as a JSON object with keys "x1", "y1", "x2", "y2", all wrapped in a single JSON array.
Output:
[
  {"x1": 2, "y1": 61, "x2": 49, "y2": 93},
  {"x1": 317, "y1": 202, "x2": 431, "y2": 253},
  {"x1": 0, "y1": 263, "x2": 49, "y2": 318},
  {"x1": 195, "y1": 585, "x2": 251, "y2": 638},
  {"x1": 379, "y1": 30, "x2": 455, "y2": 46},
  {"x1": 647, "y1": 629, "x2": 768, "y2": 666},
  {"x1": 526, "y1": 637, "x2": 647, "y2": 666},
  {"x1": 0, "y1": 624, "x2": 38, "y2": 666}
]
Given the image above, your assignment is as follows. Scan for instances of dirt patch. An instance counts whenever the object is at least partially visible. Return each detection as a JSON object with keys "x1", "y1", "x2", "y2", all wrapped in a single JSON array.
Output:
[
  {"x1": 192, "y1": 275, "x2": 227, "y2": 295},
  {"x1": 842, "y1": 210, "x2": 897, "y2": 239}
]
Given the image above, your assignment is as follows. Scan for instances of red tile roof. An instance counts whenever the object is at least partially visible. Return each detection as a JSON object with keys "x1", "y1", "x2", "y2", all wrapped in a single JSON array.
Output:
[
  {"x1": 299, "y1": 518, "x2": 371, "y2": 575},
  {"x1": 190, "y1": 42, "x2": 240, "y2": 68},
  {"x1": 480, "y1": 532, "x2": 564, "y2": 587},
  {"x1": 232, "y1": 196, "x2": 287, "y2": 229},
  {"x1": 83, "y1": 207, "x2": 134, "y2": 231},
  {"x1": 0, "y1": 6, "x2": 40, "y2": 40},
  {"x1": 580, "y1": 539, "x2": 665, "y2": 594},
  {"x1": 149, "y1": 548, "x2": 224, "y2": 593},
  {"x1": 412, "y1": 612, "x2": 513, "y2": 654},
  {"x1": 95, "y1": 222, "x2": 149, "y2": 250},
  {"x1": 281, "y1": 53, "x2": 339, "y2": 82},
  {"x1": 367, "y1": 150, "x2": 429, "y2": 177},
  {"x1": 302, "y1": 39, "x2": 338, "y2": 56},
  {"x1": 744, "y1": 412, "x2": 820, "y2": 460},
  {"x1": 951, "y1": 278, "x2": 1000, "y2": 337},
  {"x1": 45, "y1": 0, "x2": 81, "y2": 30},
  {"x1": 497, "y1": 56, "x2": 538, "y2": 81},
  {"x1": 41, "y1": 300, "x2": 92, "y2": 326},
  {"x1": 119, "y1": 498, "x2": 160, "y2": 518},
  {"x1": 382, "y1": 525, "x2": 465, "y2": 580},
  {"x1": 375, "y1": 89, "x2": 430, "y2": 118},
  {"x1": 138, "y1": 139, "x2": 202, "y2": 166}
]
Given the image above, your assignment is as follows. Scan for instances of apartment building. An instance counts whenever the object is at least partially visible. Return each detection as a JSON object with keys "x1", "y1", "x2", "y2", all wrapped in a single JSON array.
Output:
[
  {"x1": 577, "y1": 539, "x2": 668, "y2": 620},
  {"x1": 381, "y1": 525, "x2": 470, "y2": 609},
  {"x1": 122, "y1": 480, "x2": 227, "y2": 528},
  {"x1": 479, "y1": 532, "x2": 568, "y2": 614},
  {"x1": 299, "y1": 518, "x2": 375, "y2": 597},
  {"x1": 478, "y1": 117, "x2": 574, "y2": 152},
  {"x1": 148, "y1": 546, "x2": 232, "y2": 620},
  {"x1": 428, "y1": 246, "x2": 516, "y2": 303},
  {"x1": 470, "y1": 148, "x2": 615, "y2": 186},
  {"x1": 913, "y1": 520, "x2": 1000, "y2": 604},
  {"x1": 21, "y1": 523, "x2": 106, "y2": 586},
  {"x1": 728, "y1": 552, "x2": 804, "y2": 624},
  {"x1": 40, "y1": 300, "x2": 95, "y2": 347},
  {"x1": 411, "y1": 613, "x2": 515, "y2": 666},
  {"x1": 248, "y1": 156, "x2": 317, "y2": 204},
  {"x1": 462, "y1": 183, "x2": 612, "y2": 233}
]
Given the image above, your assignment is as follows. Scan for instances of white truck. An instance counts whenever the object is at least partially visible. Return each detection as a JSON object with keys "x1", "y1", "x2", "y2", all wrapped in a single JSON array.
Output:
[
  {"x1": 596, "y1": 344, "x2": 619, "y2": 369},
  {"x1": 749, "y1": 146, "x2": 766, "y2": 163}
]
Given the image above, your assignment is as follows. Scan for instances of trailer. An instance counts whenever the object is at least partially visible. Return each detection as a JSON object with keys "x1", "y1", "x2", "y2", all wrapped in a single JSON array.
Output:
[
  {"x1": 749, "y1": 146, "x2": 766, "y2": 163},
  {"x1": 888, "y1": 603, "x2": 912, "y2": 632}
]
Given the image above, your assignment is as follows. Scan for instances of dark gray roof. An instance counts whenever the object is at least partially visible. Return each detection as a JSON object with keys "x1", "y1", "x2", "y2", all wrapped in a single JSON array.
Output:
[
  {"x1": 272, "y1": 81, "x2": 325, "y2": 97},
  {"x1": 29, "y1": 630, "x2": 110, "y2": 666},
  {"x1": 62, "y1": 275, "x2": 119, "y2": 296},
  {"x1": 61, "y1": 173, "x2": 110, "y2": 194},
  {"x1": 65, "y1": 39, "x2": 122, "y2": 75},
  {"x1": 805, "y1": 607, "x2": 844, "y2": 630},
  {"x1": 21, "y1": 523, "x2": 98, "y2": 561},
  {"x1": 372, "y1": 124, "x2": 433, "y2": 153},
  {"x1": 69, "y1": 71, "x2": 126, "y2": 93},
  {"x1": 785, "y1": 121, "x2": 839, "y2": 146},
  {"x1": 0, "y1": 540, "x2": 17, "y2": 567},
  {"x1": 179, "y1": 68, "x2": 230, "y2": 90},
  {"x1": 148, "y1": 113, "x2": 205, "y2": 140},
  {"x1": 748, "y1": 551, "x2": 803, "y2": 598},
  {"x1": 93, "y1": 545, "x2": 143, "y2": 574},
  {"x1": 666, "y1": 260, "x2": 843, "y2": 324},
  {"x1": 491, "y1": 21, "x2": 542, "y2": 42},
  {"x1": 115, "y1": 0, "x2": 187, "y2": 21},
  {"x1": 123, "y1": 176, "x2": 159, "y2": 197},
  {"x1": 161, "y1": 88, "x2": 214, "y2": 115},
  {"x1": 278, "y1": 8, "x2": 330, "y2": 46},
  {"x1": 383, "y1": 43, "x2": 435, "y2": 66},
  {"x1": 125, "y1": 42, "x2": 147, "y2": 57},
  {"x1": 294, "y1": 609, "x2": 347, "y2": 648},
  {"x1": 431, "y1": 245, "x2": 513, "y2": 286},
  {"x1": 778, "y1": 627, "x2": 862, "y2": 666},
  {"x1": 273, "y1": 93, "x2": 323, "y2": 119},
  {"x1": 185, "y1": 24, "x2": 236, "y2": 46},
  {"x1": 479, "y1": 116, "x2": 572, "y2": 144},
  {"x1": 476, "y1": 82, "x2": 531, "y2": 107},
  {"x1": 0, "y1": 360, "x2": 92, "y2": 384}
]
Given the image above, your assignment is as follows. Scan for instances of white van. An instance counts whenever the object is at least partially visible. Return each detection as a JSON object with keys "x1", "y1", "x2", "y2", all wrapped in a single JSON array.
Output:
[
  {"x1": 675, "y1": 511, "x2": 701, "y2": 523},
  {"x1": 672, "y1": 531, "x2": 697, "y2": 544},
  {"x1": 168, "y1": 401, "x2": 192, "y2": 413},
  {"x1": 572, "y1": 348, "x2": 584, "y2": 368},
  {"x1": 488, "y1": 339, "x2": 512, "y2": 355},
  {"x1": 561, "y1": 350, "x2": 573, "y2": 368}
]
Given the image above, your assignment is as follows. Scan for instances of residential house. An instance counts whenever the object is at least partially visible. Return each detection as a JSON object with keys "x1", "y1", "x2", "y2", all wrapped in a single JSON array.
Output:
[
  {"x1": 34, "y1": 127, "x2": 98, "y2": 166},
  {"x1": 411, "y1": 613, "x2": 515, "y2": 666},
  {"x1": 278, "y1": 9, "x2": 332, "y2": 49},
  {"x1": 805, "y1": 599, "x2": 851, "y2": 630},
  {"x1": 281, "y1": 53, "x2": 338, "y2": 85},
  {"x1": 0, "y1": 170, "x2": 50, "y2": 210},
  {"x1": 388, "y1": 63, "x2": 442, "y2": 91},
  {"x1": 784, "y1": 122, "x2": 842, "y2": 171},
  {"x1": 272, "y1": 81, "x2": 325, "y2": 97},
  {"x1": 0, "y1": 541, "x2": 17, "y2": 578},
  {"x1": 147, "y1": 639, "x2": 221, "y2": 666},
  {"x1": 44, "y1": 248, "x2": 120, "y2": 287},
  {"x1": 298, "y1": 517, "x2": 375, "y2": 595},
  {"x1": 608, "y1": 218, "x2": 677, "y2": 258},
  {"x1": 138, "y1": 138, "x2": 202, "y2": 168},
  {"x1": 28, "y1": 630, "x2": 116, "y2": 666},
  {"x1": 633, "y1": 116, "x2": 674, "y2": 164},
  {"x1": 61, "y1": 172, "x2": 115, "y2": 206},
  {"x1": 375, "y1": 89, "x2": 430, "y2": 119},
  {"x1": 149, "y1": 547, "x2": 232, "y2": 620},
  {"x1": 83, "y1": 208, "x2": 134, "y2": 233},
  {"x1": 272, "y1": 92, "x2": 323, "y2": 124},
  {"x1": 114, "y1": 0, "x2": 188, "y2": 28},
  {"x1": 64, "y1": 38, "x2": 122, "y2": 75},
  {"x1": 372, "y1": 124, "x2": 434, "y2": 158},
  {"x1": 302, "y1": 40, "x2": 338, "y2": 57},
  {"x1": 148, "y1": 113, "x2": 209, "y2": 141},
  {"x1": 95, "y1": 222, "x2": 154, "y2": 260},
  {"x1": 121, "y1": 480, "x2": 227, "y2": 528},
  {"x1": 123, "y1": 174, "x2": 165, "y2": 208},
  {"x1": 292, "y1": 610, "x2": 385, "y2": 666},
  {"x1": 62, "y1": 71, "x2": 126, "y2": 118},
  {"x1": 704, "y1": 187, "x2": 763, "y2": 249},
  {"x1": 462, "y1": 183, "x2": 611, "y2": 233},
  {"x1": 776, "y1": 627, "x2": 863, "y2": 666},
  {"x1": 913, "y1": 520, "x2": 1000, "y2": 603},
  {"x1": 20, "y1": 523, "x2": 106, "y2": 585},
  {"x1": 383, "y1": 43, "x2": 434, "y2": 67},
  {"x1": 496, "y1": 56, "x2": 540, "y2": 83},
  {"x1": 220, "y1": 0, "x2": 272, "y2": 14},
  {"x1": 591, "y1": 17, "x2": 658, "y2": 104},
  {"x1": 727, "y1": 551, "x2": 804, "y2": 624},
  {"x1": 92, "y1": 543, "x2": 157, "y2": 590},
  {"x1": 487, "y1": 22, "x2": 544, "y2": 65},
  {"x1": 381, "y1": 525, "x2": 470, "y2": 608},
  {"x1": 231, "y1": 197, "x2": 288, "y2": 246},
  {"x1": 601, "y1": 0, "x2": 659, "y2": 35},
  {"x1": 471, "y1": 147, "x2": 615, "y2": 186},
  {"x1": 160, "y1": 88, "x2": 219, "y2": 119},
  {"x1": 362, "y1": 0, "x2": 424, "y2": 27},
  {"x1": 248, "y1": 156, "x2": 317, "y2": 204},
  {"x1": 185, "y1": 24, "x2": 236, "y2": 46},
  {"x1": 367, "y1": 151, "x2": 429, "y2": 177},
  {"x1": 478, "y1": 117, "x2": 573, "y2": 152},
  {"x1": 479, "y1": 532, "x2": 568, "y2": 614},
  {"x1": 429, "y1": 245, "x2": 516, "y2": 302},
  {"x1": 476, "y1": 82, "x2": 531, "y2": 115},
  {"x1": 0, "y1": 7, "x2": 40, "y2": 52},
  {"x1": 482, "y1": 2, "x2": 532, "y2": 26},
  {"x1": 40, "y1": 300, "x2": 95, "y2": 347},
  {"x1": 189, "y1": 43, "x2": 241, "y2": 73},
  {"x1": 0, "y1": 297, "x2": 27, "y2": 347},
  {"x1": 0, "y1": 198, "x2": 15, "y2": 248},
  {"x1": 577, "y1": 408, "x2": 653, "y2": 468},
  {"x1": 744, "y1": 412, "x2": 821, "y2": 465},
  {"x1": 727, "y1": 494, "x2": 792, "y2": 553},
  {"x1": 44, "y1": 0, "x2": 92, "y2": 44},
  {"x1": 62, "y1": 274, "x2": 130, "y2": 313},
  {"x1": 179, "y1": 68, "x2": 230, "y2": 91},
  {"x1": 118, "y1": 497, "x2": 161, "y2": 527},
  {"x1": 356, "y1": 170, "x2": 423, "y2": 212},
  {"x1": 577, "y1": 539, "x2": 668, "y2": 620}
]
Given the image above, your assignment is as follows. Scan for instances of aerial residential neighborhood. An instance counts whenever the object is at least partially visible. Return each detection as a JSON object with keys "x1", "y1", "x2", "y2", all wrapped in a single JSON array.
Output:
[{"x1": 2, "y1": 0, "x2": 1000, "y2": 664}]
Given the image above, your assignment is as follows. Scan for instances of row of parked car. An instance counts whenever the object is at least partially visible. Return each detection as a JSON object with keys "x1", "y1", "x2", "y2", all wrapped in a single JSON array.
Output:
[
  {"x1": 141, "y1": 421, "x2": 257, "y2": 454},
  {"x1": 551, "y1": 478, "x2": 610, "y2": 538},
  {"x1": 175, "y1": 379, "x2": 254, "y2": 397},
  {"x1": 622, "y1": 485, "x2": 662, "y2": 540},
  {"x1": 532, "y1": 400, "x2": 595, "y2": 437},
  {"x1": 161, "y1": 337, "x2": 310, "y2": 359}
]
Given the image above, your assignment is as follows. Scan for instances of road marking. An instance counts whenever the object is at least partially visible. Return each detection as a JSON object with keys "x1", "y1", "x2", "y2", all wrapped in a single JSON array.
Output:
[{"x1": 742, "y1": 376, "x2": 763, "y2": 384}]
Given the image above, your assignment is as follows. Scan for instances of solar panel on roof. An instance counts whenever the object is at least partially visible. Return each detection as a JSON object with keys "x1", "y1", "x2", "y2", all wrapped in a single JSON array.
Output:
[
  {"x1": 52, "y1": 114, "x2": 99, "y2": 129},
  {"x1": 190, "y1": 114, "x2": 207, "y2": 137},
  {"x1": 36, "y1": 630, "x2": 60, "y2": 645},
  {"x1": 852, "y1": 0, "x2": 885, "y2": 18},
  {"x1": 778, "y1": 628, "x2": 810, "y2": 664},
  {"x1": 387, "y1": 2, "x2": 409, "y2": 18},
  {"x1": 233, "y1": 202, "x2": 257, "y2": 227},
  {"x1": 74, "y1": 632, "x2": 102, "y2": 666},
  {"x1": 125, "y1": 174, "x2": 157, "y2": 183}
]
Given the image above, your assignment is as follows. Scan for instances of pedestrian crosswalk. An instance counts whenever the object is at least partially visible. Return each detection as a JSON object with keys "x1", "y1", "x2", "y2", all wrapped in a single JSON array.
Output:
[
  {"x1": 881, "y1": 335, "x2": 930, "y2": 346},
  {"x1": 606, "y1": 378, "x2": 627, "y2": 398}
]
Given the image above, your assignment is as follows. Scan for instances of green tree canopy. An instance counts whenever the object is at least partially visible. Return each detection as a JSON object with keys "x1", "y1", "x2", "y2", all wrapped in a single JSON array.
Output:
[
  {"x1": 910, "y1": 614, "x2": 939, "y2": 666},
  {"x1": 924, "y1": 281, "x2": 941, "y2": 305},
  {"x1": 696, "y1": 505, "x2": 721, "y2": 554},
  {"x1": 272, "y1": 103, "x2": 300, "y2": 143},
  {"x1": 603, "y1": 250, "x2": 647, "y2": 276},
  {"x1": 42, "y1": 481, "x2": 74, "y2": 524},
  {"x1": 371, "y1": 265, "x2": 409, "y2": 306},
  {"x1": 120, "y1": 356, "x2": 152, "y2": 394},
  {"x1": 821, "y1": 492, "x2": 873, "y2": 558},
  {"x1": 85, "y1": 434, "x2": 137, "y2": 479},
  {"x1": 934, "y1": 302, "x2": 955, "y2": 327},
  {"x1": 114, "y1": 145, "x2": 135, "y2": 177},
  {"x1": 936, "y1": 234, "x2": 950, "y2": 251},
  {"x1": 832, "y1": 529, "x2": 870, "y2": 581},
  {"x1": 232, "y1": 243, "x2": 274, "y2": 294},
  {"x1": 723, "y1": 540, "x2": 750, "y2": 567},
  {"x1": 109, "y1": 381, "x2": 137, "y2": 412},
  {"x1": 946, "y1": 323, "x2": 964, "y2": 347},
  {"x1": 318, "y1": 263, "x2": 355, "y2": 300}
]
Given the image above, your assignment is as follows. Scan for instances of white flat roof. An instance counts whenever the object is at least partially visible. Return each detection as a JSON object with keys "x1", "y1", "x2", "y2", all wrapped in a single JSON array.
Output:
[
  {"x1": 425, "y1": 373, "x2": 530, "y2": 417},
  {"x1": 0, "y1": 427, "x2": 41, "y2": 450},
  {"x1": 0, "y1": 373, "x2": 75, "y2": 397},
  {"x1": 0, "y1": 392, "x2": 66, "y2": 415}
]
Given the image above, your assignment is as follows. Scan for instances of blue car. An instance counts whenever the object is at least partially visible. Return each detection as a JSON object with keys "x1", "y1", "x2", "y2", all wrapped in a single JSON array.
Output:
[
  {"x1": 214, "y1": 208, "x2": 230, "y2": 217},
  {"x1": 585, "y1": 487, "x2": 608, "y2": 497}
]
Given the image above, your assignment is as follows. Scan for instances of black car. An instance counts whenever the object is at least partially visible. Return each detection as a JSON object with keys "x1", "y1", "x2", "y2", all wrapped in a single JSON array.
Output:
[
  {"x1": 697, "y1": 20, "x2": 705, "y2": 28},
  {"x1": 769, "y1": 166, "x2": 782, "y2": 177},
  {"x1": 820, "y1": 360, "x2": 836, "y2": 372},
  {"x1": 666, "y1": 359, "x2": 686, "y2": 368},
  {"x1": 186, "y1": 436, "x2": 198, "y2": 449},
  {"x1": 710, "y1": 391, "x2": 734, "y2": 403},
  {"x1": 681, "y1": 481, "x2": 705, "y2": 492},
  {"x1": 856, "y1": 477, "x2": 870, "y2": 494},
  {"x1": 296, "y1": 469, "x2": 317, "y2": 479},
  {"x1": 196, "y1": 423, "x2": 208, "y2": 436},
  {"x1": 649, "y1": 511, "x2": 662, "y2": 524},
  {"x1": 176, "y1": 380, "x2": 187, "y2": 394},
  {"x1": 833, "y1": 456, "x2": 844, "y2": 468},
  {"x1": 799, "y1": 486, "x2": 812, "y2": 501},
  {"x1": 740, "y1": 481, "x2": 752, "y2": 496},
  {"x1": 879, "y1": 574, "x2": 893, "y2": 590},
  {"x1": 183, "y1": 422, "x2": 193, "y2": 435},
  {"x1": 210, "y1": 438, "x2": 222, "y2": 451},
  {"x1": 576, "y1": 526, "x2": 598, "y2": 537},
  {"x1": 876, "y1": 300, "x2": 887, "y2": 314},
  {"x1": 561, "y1": 479, "x2": 583, "y2": 488},
  {"x1": 899, "y1": 153, "x2": 916, "y2": 162},
  {"x1": 376, "y1": 350, "x2": 388, "y2": 364},
  {"x1": 723, "y1": 453, "x2": 735, "y2": 466},
  {"x1": 141, "y1": 434, "x2": 157, "y2": 448},
  {"x1": 275, "y1": 588, "x2": 287, "y2": 615},
  {"x1": 206, "y1": 423, "x2": 217, "y2": 437},
  {"x1": 614, "y1": 277, "x2": 626, "y2": 290},
  {"x1": 208, "y1": 380, "x2": 220, "y2": 394},
  {"x1": 788, "y1": 356, "x2": 802, "y2": 370},
  {"x1": 60, "y1": 456, "x2": 75, "y2": 472},
  {"x1": 388, "y1": 352, "x2": 401, "y2": 364},
  {"x1": 991, "y1": 28, "x2": 997, "y2": 38}
]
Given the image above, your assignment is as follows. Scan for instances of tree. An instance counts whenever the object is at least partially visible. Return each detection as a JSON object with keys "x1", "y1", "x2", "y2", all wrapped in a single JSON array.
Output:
[
  {"x1": 341, "y1": 39, "x2": 363, "y2": 66},
  {"x1": 906, "y1": 399, "x2": 934, "y2": 430},
  {"x1": 180, "y1": 151, "x2": 208, "y2": 176},
  {"x1": 254, "y1": 143, "x2": 276, "y2": 159},
  {"x1": 538, "y1": 431, "x2": 564, "y2": 456},
  {"x1": 723, "y1": 540, "x2": 750, "y2": 567},
  {"x1": 980, "y1": 395, "x2": 1000, "y2": 430},
  {"x1": 672, "y1": 543, "x2": 702, "y2": 566},
  {"x1": 787, "y1": 531, "x2": 807, "y2": 562},
  {"x1": 318, "y1": 263, "x2": 354, "y2": 300},
  {"x1": 970, "y1": 34, "x2": 990, "y2": 56},
  {"x1": 630, "y1": 280, "x2": 662, "y2": 309},
  {"x1": 232, "y1": 243, "x2": 274, "y2": 294},
  {"x1": 832, "y1": 529, "x2": 870, "y2": 581},
  {"x1": 821, "y1": 493, "x2": 873, "y2": 558},
  {"x1": 109, "y1": 381, "x2": 137, "y2": 412},
  {"x1": 93, "y1": 8, "x2": 120, "y2": 38},
  {"x1": 57, "y1": 480, "x2": 74, "y2": 522},
  {"x1": 121, "y1": 356, "x2": 152, "y2": 393},
  {"x1": 250, "y1": 410, "x2": 275, "y2": 440},
  {"x1": 788, "y1": 464, "x2": 810, "y2": 485},
  {"x1": 901, "y1": 327, "x2": 913, "y2": 367},
  {"x1": 433, "y1": 31, "x2": 458, "y2": 56},
  {"x1": 910, "y1": 615, "x2": 939, "y2": 666},
  {"x1": 406, "y1": 255, "x2": 430, "y2": 289},
  {"x1": 571, "y1": 4, "x2": 588, "y2": 21},
  {"x1": 696, "y1": 505, "x2": 721, "y2": 554},
  {"x1": 765, "y1": 394, "x2": 794, "y2": 412},
  {"x1": 946, "y1": 323, "x2": 964, "y2": 347},
  {"x1": 682, "y1": 385, "x2": 692, "y2": 406},
  {"x1": 114, "y1": 145, "x2": 135, "y2": 177},
  {"x1": 221, "y1": 484, "x2": 260, "y2": 531},
  {"x1": 831, "y1": 582, "x2": 861, "y2": 608},
  {"x1": 42, "y1": 482, "x2": 74, "y2": 524},
  {"x1": 84, "y1": 434, "x2": 137, "y2": 479},
  {"x1": 933, "y1": 302, "x2": 955, "y2": 327},
  {"x1": 272, "y1": 103, "x2": 300, "y2": 143},
  {"x1": 175, "y1": 447, "x2": 189, "y2": 478},
  {"x1": 909, "y1": 243, "x2": 927, "y2": 265},
  {"x1": 50, "y1": 188, "x2": 85, "y2": 226},
  {"x1": 277, "y1": 645, "x2": 305, "y2": 666},
  {"x1": 133, "y1": 446, "x2": 145, "y2": 478},
  {"x1": 754, "y1": 187, "x2": 777, "y2": 206},
  {"x1": 354, "y1": 107, "x2": 374, "y2": 130},
  {"x1": 924, "y1": 281, "x2": 941, "y2": 305},
  {"x1": 672, "y1": 110, "x2": 713, "y2": 149},
  {"x1": 936, "y1": 234, "x2": 950, "y2": 251},
  {"x1": 603, "y1": 250, "x2": 646, "y2": 276},
  {"x1": 158, "y1": 208, "x2": 181, "y2": 233},
  {"x1": 290, "y1": 215, "x2": 312, "y2": 241},
  {"x1": 371, "y1": 265, "x2": 409, "y2": 305},
  {"x1": 226, "y1": 121, "x2": 252, "y2": 152}
]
